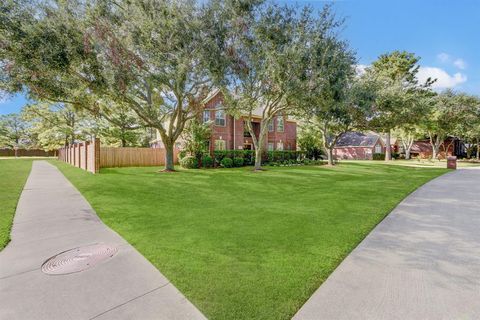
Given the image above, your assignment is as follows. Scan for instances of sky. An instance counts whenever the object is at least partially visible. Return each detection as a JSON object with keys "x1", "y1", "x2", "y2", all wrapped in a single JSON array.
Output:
[{"x1": 1, "y1": 0, "x2": 479, "y2": 115}]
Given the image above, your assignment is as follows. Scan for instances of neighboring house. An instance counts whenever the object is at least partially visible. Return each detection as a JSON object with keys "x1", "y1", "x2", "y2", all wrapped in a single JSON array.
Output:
[
  {"x1": 333, "y1": 132, "x2": 385, "y2": 160},
  {"x1": 409, "y1": 138, "x2": 465, "y2": 159},
  {"x1": 380, "y1": 134, "x2": 400, "y2": 153},
  {"x1": 201, "y1": 90, "x2": 297, "y2": 152}
]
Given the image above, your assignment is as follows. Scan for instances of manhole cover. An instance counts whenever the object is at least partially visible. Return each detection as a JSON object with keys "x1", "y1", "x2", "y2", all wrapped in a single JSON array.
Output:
[{"x1": 41, "y1": 244, "x2": 118, "y2": 275}]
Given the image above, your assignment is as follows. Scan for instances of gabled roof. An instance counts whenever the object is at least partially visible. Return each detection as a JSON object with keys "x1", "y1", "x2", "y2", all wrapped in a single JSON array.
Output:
[
  {"x1": 202, "y1": 88, "x2": 222, "y2": 104},
  {"x1": 335, "y1": 132, "x2": 380, "y2": 148},
  {"x1": 202, "y1": 89, "x2": 298, "y2": 122}
]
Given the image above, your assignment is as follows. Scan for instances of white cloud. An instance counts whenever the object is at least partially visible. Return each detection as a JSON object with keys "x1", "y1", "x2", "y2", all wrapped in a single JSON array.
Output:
[
  {"x1": 417, "y1": 67, "x2": 467, "y2": 89},
  {"x1": 437, "y1": 53, "x2": 450, "y2": 63},
  {"x1": 453, "y1": 58, "x2": 466, "y2": 70},
  {"x1": 355, "y1": 64, "x2": 368, "y2": 75}
]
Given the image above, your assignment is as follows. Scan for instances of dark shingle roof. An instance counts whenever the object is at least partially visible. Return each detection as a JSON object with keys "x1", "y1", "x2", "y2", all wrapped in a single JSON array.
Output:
[{"x1": 335, "y1": 132, "x2": 380, "y2": 148}]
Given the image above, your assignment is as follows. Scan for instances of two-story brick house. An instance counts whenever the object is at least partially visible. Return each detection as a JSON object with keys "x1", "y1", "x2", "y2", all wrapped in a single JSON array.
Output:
[
  {"x1": 201, "y1": 90, "x2": 297, "y2": 153},
  {"x1": 151, "y1": 90, "x2": 297, "y2": 153}
]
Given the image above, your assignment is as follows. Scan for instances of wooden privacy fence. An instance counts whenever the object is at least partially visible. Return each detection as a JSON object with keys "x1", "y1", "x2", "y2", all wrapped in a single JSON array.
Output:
[
  {"x1": 58, "y1": 139, "x2": 178, "y2": 173},
  {"x1": 58, "y1": 139, "x2": 100, "y2": 174},
  {"x1": 0, "y1": 149, "x2": 56, "y2": 157}
]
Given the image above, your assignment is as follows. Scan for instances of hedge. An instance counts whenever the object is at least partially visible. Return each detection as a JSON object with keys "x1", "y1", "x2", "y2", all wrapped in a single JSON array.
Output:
[{"x1": 213, "y1": 150, "x2": 305, "y2": 165}]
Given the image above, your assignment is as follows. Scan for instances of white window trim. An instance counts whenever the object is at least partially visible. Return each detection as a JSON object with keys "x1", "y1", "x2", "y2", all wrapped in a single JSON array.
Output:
[
  {"x1": 277, "y1": 141, "x2": 284, "y2": 151},
  {"x1": 268, "y1": 120, "x2": 274, "y2": 132},
  {"x1": 203, "y1": 110, "x2": 210, "y2": 123},
  {"x1": 277, "y1": 117, "x2": 284, "y2": 132},
  {"x1": 215, "y1": 139, "x2": 226, "y2": 151},
  {"x1": 215, "y1": 109, "x2": 226, "y2": 127}
]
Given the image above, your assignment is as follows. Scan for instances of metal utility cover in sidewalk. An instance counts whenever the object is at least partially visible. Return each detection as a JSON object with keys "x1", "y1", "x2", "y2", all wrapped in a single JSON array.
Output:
[{"x1": 41, "y1": 244, "x2": 118, "y2": 275}]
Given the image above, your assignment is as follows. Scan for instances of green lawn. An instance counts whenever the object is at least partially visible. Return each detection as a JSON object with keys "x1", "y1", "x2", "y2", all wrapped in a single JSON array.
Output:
[
  {"x1": 52, "y1": 161, "x2": 446, "y2": 319},
  {"x1": 0, "y1": 159, "x2": 34, "y2": 249}
]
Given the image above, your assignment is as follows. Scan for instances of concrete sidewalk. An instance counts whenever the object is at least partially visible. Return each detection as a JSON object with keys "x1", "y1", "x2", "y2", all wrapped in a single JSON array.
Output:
[
  {"x1": 0, "y1": 161, "x2": 206, "y2": 320},
  {"x1": 294, "y1": 167, "x2": 480, "y2": 320}
]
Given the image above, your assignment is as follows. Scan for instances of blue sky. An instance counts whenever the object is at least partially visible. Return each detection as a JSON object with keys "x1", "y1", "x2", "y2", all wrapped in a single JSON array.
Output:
[{"x1": 1, "y1": 0, "x2": 479, "y2": 115}]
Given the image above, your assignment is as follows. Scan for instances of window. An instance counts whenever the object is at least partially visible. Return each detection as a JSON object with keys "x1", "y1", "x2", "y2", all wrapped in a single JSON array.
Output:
[
  {"x1": 215, "y1": 108, "x2": 226, "y2": 126},
  {"x1": 204, "y1": 140, "x2": 211, "y2": 152},
  {"x1": 268, "y1": 120, "x2": 274, "y2": 132},
  {"x1": 375, "y1": 144, "x2": 382, "y2": 154},
  {"x1": 277, "y1": 116, "x2": 284, "y2": 132},
  {"x1": 268, "y1": 142, "x2": 274, "y2": 151},
  {"x1": 203, "y1": 110, "x2": 210, "y2": 123},
  {"x1": 214, "y1": 139, "x2": 226, "y2": 150},
  {"x1": 277, "y1": 141, "x2": 284, "y2": 151}
]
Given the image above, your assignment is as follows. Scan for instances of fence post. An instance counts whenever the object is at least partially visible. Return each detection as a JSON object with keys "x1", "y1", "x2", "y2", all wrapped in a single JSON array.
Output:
[
  {"x1": 94, "y1": 138, "x2": 100, "y2": 173},
  {"x1": 73, "y1": 144, "x2": 77, "y2": 167},
  {"x1": 84, "y1": 141, "x2": 89, "y2": 172},
  {"x1": 77, "y1": 143, "x2": 81, "y2": 168}
]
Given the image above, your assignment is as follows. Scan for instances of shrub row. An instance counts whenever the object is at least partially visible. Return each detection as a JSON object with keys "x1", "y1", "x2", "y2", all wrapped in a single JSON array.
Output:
[
  {"x1": 268, "y1": 158, "x2": 323, "y2": 166},
  {"x1": 372, "y1": 152, "x2": 400, "y2": 160},
  {"x1": 180, "y1": 150, "x2": 309, "y2": 169}
]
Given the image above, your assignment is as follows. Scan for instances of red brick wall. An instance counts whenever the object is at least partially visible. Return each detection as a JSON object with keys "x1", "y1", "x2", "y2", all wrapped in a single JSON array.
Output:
[
  {"x1": 333, "y1": 147, "x2": 374, "y2": 160},
  {"x1": 203, "y1": 92, "x2": 297, "y2": 151},
  {"x1": 333, "y1": 140, "x2": 385, "y2": 160}
]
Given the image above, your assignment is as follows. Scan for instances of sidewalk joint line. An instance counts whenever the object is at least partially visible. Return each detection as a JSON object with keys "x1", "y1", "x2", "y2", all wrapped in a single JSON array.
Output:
[{"x1": 88, "y1": 282, "x2": 171, "y2": 319}]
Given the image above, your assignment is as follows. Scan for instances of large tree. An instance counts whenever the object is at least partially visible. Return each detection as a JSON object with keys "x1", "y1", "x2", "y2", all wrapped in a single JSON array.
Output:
[
  {"x1": 0, "y1": 113, "x2": 28, "y2": 150},
  {"x1": 297, "y1": 18, "x2": 374, "y2": 166},
  {"x1": 221, "y1": 5, "x2": 337, "y2": 170},
  {"x1": 394, "y1": 125, "x2": 423, "y2": 160},
  {"x1": 22, "y1": 103, "x2": 99, "y2": 150},
  {"x1": 365, "y1": 51, "x2": 433, "y2": 161},
  {"x1": 1, "y1": 0, "x2": 243, "y2": 170},
  {"x1": 419, "y1": 90, "x2": 468, "y2": 159}
]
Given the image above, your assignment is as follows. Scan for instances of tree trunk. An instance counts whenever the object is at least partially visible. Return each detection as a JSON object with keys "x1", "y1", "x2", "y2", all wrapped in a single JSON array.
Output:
[
  {"x1": 253, "y1": 126, "x2": 267, "y2": 171},
  {"x1": 326, "y1": 147, "x2": 334, "y2": 166},
  {"x1": 405, "y1": 149, "x2": 411, "y2": 160},
  {"x1": 320, "y1": 127, "x2": 336, "y2": 166},
  {"x1": 164, "y1": 142, "x2": 175, "y2": 171},
  {"x1": 247, "y1": 118, "x2": 268, "y2": 171},
  {"x1": 121, "y1": 138, "x2": 126, "y2": 147},
  {"x1": 385, "y1": 130, "x2": 391, "y2": 161},
  {"x1": 428, "y1": 134, "x2": 442, "y2": 160},
  {"x1": 432, "y1": 143, "x2": 441, "y2": 160},
  {"x1": 254, "y1": 147, "x2": 263, "y2": 170},
  {"x1": 477, "y1": 137, "x2": 480, "y2": 160}
]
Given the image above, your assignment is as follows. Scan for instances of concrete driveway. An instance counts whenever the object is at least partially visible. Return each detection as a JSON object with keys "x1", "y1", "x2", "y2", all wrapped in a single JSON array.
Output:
[
  {"x1": 0, "y1": 161, "x2": 206, "y2": 320},
  {"x1": 294, "y1": 167, "x2": 480, "y2": 320}
]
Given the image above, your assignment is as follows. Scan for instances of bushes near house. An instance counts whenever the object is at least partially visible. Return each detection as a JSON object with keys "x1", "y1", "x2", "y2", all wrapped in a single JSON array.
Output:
[
  {"x1": 233, "y1": 157, "x2": 244, "y2": 167},
  {"x1": 202, "y1": 155, "x2": 213, "y2": 168},
  {"x1": 220, "y1": 157, "x2": 233, "y2": 168},
  {"x1": 179, "y1": 156, "x2": 199, "y2": 169},
  {"x1": 373, "y1": 153, "x2": 385, "y2": 160},
  {"x1": 178, "y1": 150, "x2": 187, "y2": 160},
  {"x1": 184, "y1": 150, "x2": 310, "y2": 169}
]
